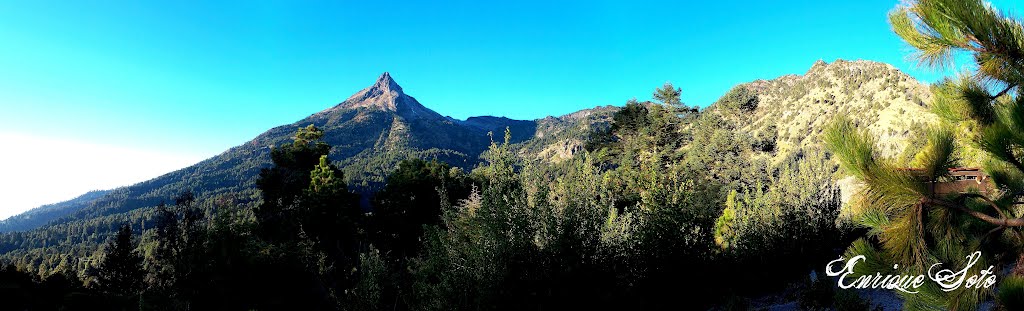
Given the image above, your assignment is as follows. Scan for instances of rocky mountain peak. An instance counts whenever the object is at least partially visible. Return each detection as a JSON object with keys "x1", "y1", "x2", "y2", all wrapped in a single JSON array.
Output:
[
  {"x1": 373, "y1": 72, "x2": 403, "y2": 94},
  {"x1": 329, "y1": 72, "x2": 442, "y2": 120}
]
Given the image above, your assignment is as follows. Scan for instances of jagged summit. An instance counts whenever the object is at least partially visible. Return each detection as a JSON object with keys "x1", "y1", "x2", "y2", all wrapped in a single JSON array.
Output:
[
  {"x1": 332, "y1": 72, "x2": 440, "y2": 119},
  {"x1": 340, "y1": 72, "x2": 405, "y2": 110},
  {"x1": 373, "y1": 72, "x2": 403, "y2": 94}
]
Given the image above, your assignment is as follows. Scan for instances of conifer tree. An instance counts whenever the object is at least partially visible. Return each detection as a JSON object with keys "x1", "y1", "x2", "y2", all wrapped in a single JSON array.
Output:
[
  {"x1": 301, "y1": 154, "x2": 360, "y2": 256},
  {"x1": 256, "y1": 124, "x2": 332, "y2": 241},
  {"x1": 95, "y1": 223, "x2": 144, "y2": 296},
  {"x1": 149, "y1": 190, "x2": 204, "y2": 303},
  {"x1": 825, "y1": 0, "x2": 1024, "y2": 308},
  {"x1": 652, "y1": 82, "x2": 682, "y2": 108}
]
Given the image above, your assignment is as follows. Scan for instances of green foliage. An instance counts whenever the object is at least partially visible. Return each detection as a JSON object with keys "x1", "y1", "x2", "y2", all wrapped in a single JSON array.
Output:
[
  {"x1": 714, "y1": 85, "x2": 759, "y2": 112},
  {"x1": 998, "y1": 276, "x2": 1024, "y2": 310},
  {"x1": 653, "y1": 82, "x2": 682, "y2": 107},
  {"x1": 889, "y1": 0, "x2": 1024, "y2": 76},
  {"x1": 255, "y1": 124, "x2": 339, "y2": 242},
  {"x1": 612, "y1": 99, "x2": 649, "y2": 137},
  {"x1": 0, "y1": 80, "x2": 860, "y2": 309},
  {"x1": 403, "y1": 83, "x2": 852, "y2": 309},
  {"x1": 682, "y1": 113, "x2": 750, "y2": 183},
  {"x1": 93, "y1": 223, "x2": 144, "y2": 296},
  {"x1": 259, "y1": 126, "x2": 365, "y2": 308},
  {"x1": 821, "y1": 1, "x2": 1024, "y2": 308},
  {"x1": 309, "y1": 155, "x2": 343, "y2": 194},
  {"x1": 0, "y1": 190, "x2": 111, "y2": 233},
  {"x1": 825, "y1": 116, "x2": 999, "y2": 308},
  {"x1": 733, "y1": 151, "x2": 841, "y2": 252},
  {"x1": 148, "y1": 191, "x2": 204, "y2": 299},
  {"x1": 0, "y1": 90, "x2": 519, "y2": 272},
  {"x1": 713, "y1": 190, "x2": 739, "y2": 249},
  {"x1": 350, "y1": 247, "x2": 390, "y2": 311},
  {"x1": 825, "y1": 118, "x2": 930, "y2": 249},
  {"x1": 371, "y1": 158, "x2": 471, "y2": 258}
]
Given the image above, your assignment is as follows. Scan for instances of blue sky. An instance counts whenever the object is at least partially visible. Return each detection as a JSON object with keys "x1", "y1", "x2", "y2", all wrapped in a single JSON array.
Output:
[{"x1": 0, "y1": 0, "x2": 1021, "y2": 217}]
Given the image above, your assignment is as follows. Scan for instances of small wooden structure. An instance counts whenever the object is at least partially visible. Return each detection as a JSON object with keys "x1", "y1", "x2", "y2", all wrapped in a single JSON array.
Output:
[{"x1": 904, "y1": 167, "x2": 993, "y2": 196}]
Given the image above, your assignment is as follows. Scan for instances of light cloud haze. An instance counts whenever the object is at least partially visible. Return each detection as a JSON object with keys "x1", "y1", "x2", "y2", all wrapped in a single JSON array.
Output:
[{"x1": 0, "y1": 132, "x2": 204, "y2": 219}]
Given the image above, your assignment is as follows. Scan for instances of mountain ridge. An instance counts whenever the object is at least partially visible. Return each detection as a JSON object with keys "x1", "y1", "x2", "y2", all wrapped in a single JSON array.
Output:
[
  {"x1": 0, "y1": 190, "x2": 111, "y2": 233},
  {"x1": 0, "y1": 72, "x2": 589, "y2": 233},
  {"x1": 713, "y1": 59, "x2": 936, "y2": 160},
  {"x1": 0, "y1": 60, "x2": 938, "y2": 235}
]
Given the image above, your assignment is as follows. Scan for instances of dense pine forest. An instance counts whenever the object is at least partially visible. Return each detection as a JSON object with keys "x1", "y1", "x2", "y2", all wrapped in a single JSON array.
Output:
[{"x1": 3, "y1": 0, "x2": 1024, "y2": 309}]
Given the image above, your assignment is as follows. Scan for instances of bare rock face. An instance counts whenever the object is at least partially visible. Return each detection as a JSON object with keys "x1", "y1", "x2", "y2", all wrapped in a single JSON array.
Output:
[
  {"x1": 341, "y1": 72, "x2": 404, "y2": 110},
  {"x1": 332, "y1": 72, "x2": 442, "y2": 120}
]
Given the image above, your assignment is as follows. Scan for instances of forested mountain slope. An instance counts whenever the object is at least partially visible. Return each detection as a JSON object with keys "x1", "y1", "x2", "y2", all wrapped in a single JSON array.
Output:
[
  {"x1": 0, "y1": 73, "x2": 608, "y2": 271},
  {"x1": 0, "y1": 60, "x2": 938, "y2": 285},
  {"x1": 0, "y1": 190, "x2": 111, "y2": 233},
  {"x1": 0, "y1": 73, "x2": 502, "y2": 233}
]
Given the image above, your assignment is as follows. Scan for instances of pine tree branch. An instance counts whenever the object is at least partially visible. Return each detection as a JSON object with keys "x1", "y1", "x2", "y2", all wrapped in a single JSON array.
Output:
[
  {"x1": 1010, "y1": 156, "x2": 1024, "y2": 175},
  {"x1": 925, "y1": 197, "x2": 1024, "y2": 227},
  {"x1": 959, "y1": 193, "x2": 1010, "y2": 219},
  {"x1": 992, "y1": 84, "x2": 1016, "y2": 100},
  {"x1": 978, "y1": 225, "x2": 1006, "y2": 247}
]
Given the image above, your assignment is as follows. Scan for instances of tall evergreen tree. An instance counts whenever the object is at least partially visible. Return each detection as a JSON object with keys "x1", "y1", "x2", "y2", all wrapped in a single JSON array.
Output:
[
  {"x1": 301, "y1": 154, "x2": 360, "y2": 266},
  {"x1": 652, "y1": 82, "x2": 682, "y2": 107},
  {"x1": 252, "y1": 125, "x2": 365, "y2": 309},
  {"x1": 95, "y1": 223, "x2": 144, "y2": 296},
  {"x1": 256, "y1": 124, "x2": 332, "y2": 241},
  {"x1": 149, "y1": 190, "x2": 204, "y2": 304},
  {"x1": 149, "y1": 202, "x2": 179, "y2": 292},
  {"x1": 653, "y1": 81, "x2": 698, "y2": 118}
]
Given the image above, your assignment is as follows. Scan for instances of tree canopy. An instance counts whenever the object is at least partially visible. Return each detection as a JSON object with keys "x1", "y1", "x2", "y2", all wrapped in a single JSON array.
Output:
[{"x1": 824, "y1": 0, "x2": 1024, "y2": 308}]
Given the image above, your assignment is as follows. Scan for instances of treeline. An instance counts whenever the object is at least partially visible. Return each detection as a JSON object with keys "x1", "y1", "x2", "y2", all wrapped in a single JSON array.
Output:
[{"x1": 0, "y1": 84, "x2": 855, "y2": 310}]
